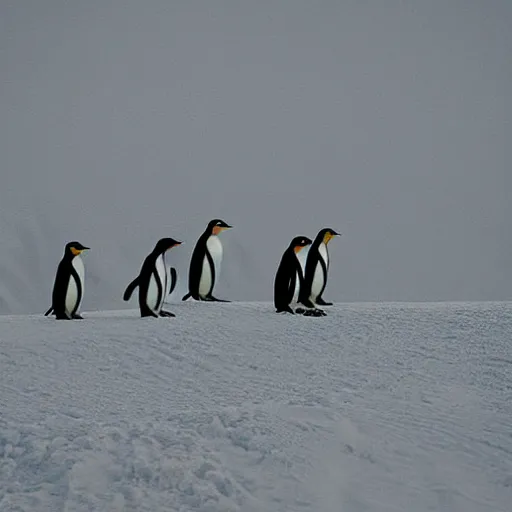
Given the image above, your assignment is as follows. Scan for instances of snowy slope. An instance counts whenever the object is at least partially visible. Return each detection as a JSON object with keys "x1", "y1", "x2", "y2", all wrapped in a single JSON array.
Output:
[{"x1": 1, "y1": 302, "x2": 511, "y2": 512}]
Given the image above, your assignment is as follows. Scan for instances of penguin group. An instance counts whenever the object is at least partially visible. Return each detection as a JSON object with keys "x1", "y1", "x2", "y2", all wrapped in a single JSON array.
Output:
[
  {"x1": 45, "y1": 220, "x2": 340, "y2": 320},
  {"x1": 274, "y1": 228, "x2": 340, "y2": 317}
]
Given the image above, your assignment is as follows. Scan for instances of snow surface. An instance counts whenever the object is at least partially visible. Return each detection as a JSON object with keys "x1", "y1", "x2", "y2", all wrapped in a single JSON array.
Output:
[{"x1": 1, "y1": 301, "x2": 511, "y2": 512}]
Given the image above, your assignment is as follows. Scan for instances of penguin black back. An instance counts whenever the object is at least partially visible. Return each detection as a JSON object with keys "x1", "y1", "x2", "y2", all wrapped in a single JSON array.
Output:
[
  {"x1": 182, "y1": 219, "x2": 232, "y2": 301},
  {"x1": 45, "y1": 241, "x2": 90, "y2": 320},
  {"x1": 274, "y1": 236, "x2": 312, "y2": 314},
  {"x1": 123, "y1": 237, "x2": 182, "y2": 318}
]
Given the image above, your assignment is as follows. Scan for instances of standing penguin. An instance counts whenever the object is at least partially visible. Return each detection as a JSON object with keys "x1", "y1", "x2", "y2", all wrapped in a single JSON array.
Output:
[
  {"x1": 123, "y1": 238, "x2": 182, "y2": 318},
  {"x1": 273, "y1": 236, "x2": 312, "y2": 314},
  {"x1": 182, "y1": 219, "x2": 232, "y2": 302},
  {"x1": 44, "y1": 241, "x2": 90, "y2": 320},
  {"x1": 299, "y1": 228, "x2": 340, "y2": 309}
]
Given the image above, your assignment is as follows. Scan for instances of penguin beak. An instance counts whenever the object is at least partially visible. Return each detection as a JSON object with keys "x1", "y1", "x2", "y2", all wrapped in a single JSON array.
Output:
[{"x1": 170, "y1": 241, "x2": 182, "y2": 249}]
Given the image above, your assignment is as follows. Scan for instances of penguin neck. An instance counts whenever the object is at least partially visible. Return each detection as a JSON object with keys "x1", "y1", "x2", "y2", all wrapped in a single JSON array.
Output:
[
  {"x1": 313, "y1": 234, "x2": 325, "y2": 248},
  {"x1": 152, "y1": 249, "x2": 168, "y2": 259}
]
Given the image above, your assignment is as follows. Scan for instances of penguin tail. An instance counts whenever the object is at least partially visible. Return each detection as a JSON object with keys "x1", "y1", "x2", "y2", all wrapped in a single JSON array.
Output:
[
  {"x1": 123, "y1": 277, "x2": 140, "y2": 301},
  {"x1": 44, "y1": 307, "x2": 53, "y2": 316},
  {"x1": 182, "y1": 292, "x2": 192, "y2": 301}
]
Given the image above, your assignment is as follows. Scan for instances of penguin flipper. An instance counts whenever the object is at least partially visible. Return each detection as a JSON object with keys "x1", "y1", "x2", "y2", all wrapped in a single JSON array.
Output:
[
  {"x1": 123, "y1": 276, "x2": 140, "y2": 301},
  {"x1": 168, "y1": 267, "x2": 177, "y2": 296},
  {"x1": 298, "y1": 288, "x2": 307, "y2": 306},
  {"x1": 159, "y1": 309, "x2": 176, "y2": 317}
]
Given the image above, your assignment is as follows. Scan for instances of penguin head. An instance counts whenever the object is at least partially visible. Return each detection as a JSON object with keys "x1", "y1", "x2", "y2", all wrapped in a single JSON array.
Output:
[
  {"x1": 291, "y1": 236, "x2": 313, "y2": 253},
  {"x1": 66, "y1": 241, "x2": 90, "y2": 256},
  {"x1": 317, "y1": 228, "x2": 340, "y2": 245},
  {"x1": 208, "y1": 219, "x2": 232, "y2": 235},
  {"x1": 154, "y1": 238, "x2": 182, "y2": 254}
]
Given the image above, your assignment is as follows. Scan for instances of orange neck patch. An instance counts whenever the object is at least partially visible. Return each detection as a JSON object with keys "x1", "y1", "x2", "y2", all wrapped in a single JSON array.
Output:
[
  {"x1": 294, "y1": 245, "x2": 304, "y2": 253},
  {"x1": 323, "y1": 233, "x2": 334, "y2": 244},
  {"x1": 70, "y1": 247, "x2": 83, "y2": 256},
  {"x1": 212, "y1": 226, "x2": 227, "y2": 235}
]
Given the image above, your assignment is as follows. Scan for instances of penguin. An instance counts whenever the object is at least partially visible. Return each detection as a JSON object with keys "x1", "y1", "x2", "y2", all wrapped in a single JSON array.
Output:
[
  {"x1": 182, "y1": 219, "x2": 232, "y2": 302},
  {"x1": 123, "y1": 237, "x2": 182, "y2": 318},
  {"x1": 299, "y1": 228, "x2": 340, "y2": 309},
  {"x1": 44, "y1": 241, "x2": 90, "y2": 320},
  {"x1": 273, "y1": 236, "x2": 312, "y2": 314}
]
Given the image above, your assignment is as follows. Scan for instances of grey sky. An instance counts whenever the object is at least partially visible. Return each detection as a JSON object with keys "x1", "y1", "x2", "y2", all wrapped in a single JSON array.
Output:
[{"x1": 1, "y1": 0, "x2": 510, "y2": 314}]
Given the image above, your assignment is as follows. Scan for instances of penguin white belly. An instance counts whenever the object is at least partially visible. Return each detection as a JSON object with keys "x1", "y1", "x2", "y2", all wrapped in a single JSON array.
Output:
[
  {"x1": 292, "y1": 271, "x2": 301, "y2": 303},
  {"x1": 147, "y1": 254, "x2": 167, "y2": 312},
  {"x1": 293, "y1": 248, "x2": 307, "y2": 303},
  {"x1": 65, "y1": 256, "x2": 84, "y2": 314},
  {"x1": 319, "y1": 242, "x2": 329, "y2": 270},
  {"x1": 310, "y1": 243, "x2": 329, "y2": 302},
  {"x1": 199, "y1": 236, "x2": 223, "y2": 297}
]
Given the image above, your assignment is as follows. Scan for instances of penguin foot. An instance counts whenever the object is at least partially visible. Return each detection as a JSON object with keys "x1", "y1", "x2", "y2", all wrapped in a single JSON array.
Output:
[
  {"x1": 276, "y1": 307, "x2": 295, "y2": 314},
  {"x1": 316, "y1": 298, "x2": 333, "y2": 306},
  {"x1": 302, "y1": 308, "x2": 327, "y2": 317},
  {"x1": 159, "y1": 310, "x2": 176, "y2": 318},
  {"x1": 295, "y1": 307, "x2": 306, "y2": 314},
  {"x1": 141, "y1": 311, "x2": 159, "y2": 318},
  {"x1": 205, "y1": 295, "x2": 230, "y2": 302},
  {"x1": 72, "y1": 314, "x2": 84, "y2": 319}
]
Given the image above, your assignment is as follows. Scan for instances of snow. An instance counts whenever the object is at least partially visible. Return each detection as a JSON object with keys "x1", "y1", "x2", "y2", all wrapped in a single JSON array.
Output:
[{"x1": 1, "y1": 301, "x2": 511, "y2": 511}]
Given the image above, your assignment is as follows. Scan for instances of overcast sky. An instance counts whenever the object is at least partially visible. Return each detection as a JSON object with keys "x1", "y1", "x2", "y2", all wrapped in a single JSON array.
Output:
[{"x1": 1, "y1": 0, "x2": 510, "y2": 314}]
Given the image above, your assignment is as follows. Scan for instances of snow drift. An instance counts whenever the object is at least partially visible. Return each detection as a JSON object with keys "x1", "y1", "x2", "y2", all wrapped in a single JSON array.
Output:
[{"x1": 1, "y1": 301, "x2": 511, "y2": 511}]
